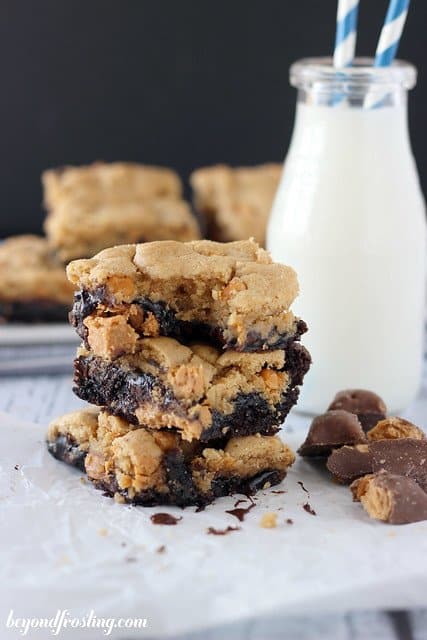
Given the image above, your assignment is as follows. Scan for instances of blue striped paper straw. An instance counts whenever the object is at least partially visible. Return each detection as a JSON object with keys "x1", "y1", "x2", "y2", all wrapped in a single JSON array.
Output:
[
  {"x1": 365, "y1": 0, "x2": 411, "y2": 107},
  {"x1": 374, "y1": 0, "x2": 410, "y2": 68},
  {"x1": 333, "y1": 0, "x2": 359, "y2": 68}
]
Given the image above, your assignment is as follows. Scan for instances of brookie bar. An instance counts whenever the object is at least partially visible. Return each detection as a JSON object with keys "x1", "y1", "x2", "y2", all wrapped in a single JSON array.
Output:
[
  {"x1": 67, "y1": 239, "x2": 307, "y2": 352},
  {"x1": 47, "y1": 409, "x2": 295, "y2": 507},
  {"x1": 73, "y1": 336, "x2": 311, "y2": 442}
]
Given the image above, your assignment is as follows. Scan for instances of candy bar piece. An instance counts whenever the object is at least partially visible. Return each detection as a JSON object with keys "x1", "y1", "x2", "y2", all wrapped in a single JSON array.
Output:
[
  {"x1": 328, "y1": 389, "x2": 387, "y2": 431},
  {"x1": 190, "y1": 164, "x2": 282, "y2": 246},
  {"x1": 370, "y1": 439, "x2": 427, "y2": 492},
  {"x1": 351, "y1": 471, "x2": 427, "y2": 524},
  {"x1": 298, "y1": 410, "x2": 366, "y2": 458},
  {"x1": 367, "y1": 417, "x2": 425, "y2": 442},
  {"x1": 43, "y1": 162, "x2": 200, "y2": 262},
  {"x1": 0, "y1": 235, "x2": 74, "y2": 323},
  {"x1": 327, "y1": 438, "x2": 427, "y2": 488},
  {"x1": 326, "y1": 444, "x2": 373, "y2": 483},
  {"x1": 73, "y1": 336, "x2": 310, "y2": 442},
  {"x1": 67, "y1": 239, "x2": 308, "y2": 353},
  {"x1": 47, "y1": 409, "x2": 295, "y2": 507}
]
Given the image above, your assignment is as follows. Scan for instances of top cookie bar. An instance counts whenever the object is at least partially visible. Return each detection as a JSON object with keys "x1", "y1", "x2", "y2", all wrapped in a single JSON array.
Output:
[
  {"x1": 67, "y1": 239, "x2": 306, "y2": 352},
  {"x1": 190, "y1": 164, "x2": 282, "y2": 246},
  {"x1": 43, "y1": 162, "x2": 201, "y2": 262}
]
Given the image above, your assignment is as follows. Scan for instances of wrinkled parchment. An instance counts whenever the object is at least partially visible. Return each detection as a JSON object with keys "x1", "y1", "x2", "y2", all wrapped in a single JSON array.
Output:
[{"x1": 0, "y1": 398, "x2": 426, "y2": 639}]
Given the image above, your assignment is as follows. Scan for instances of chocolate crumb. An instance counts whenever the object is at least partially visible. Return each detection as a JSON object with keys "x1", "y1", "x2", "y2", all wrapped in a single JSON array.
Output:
[
  {"x1": 271, "y1": 490, "x2": 286, "y2": 494},
  {"x1": 150, "y1": 513, "x2": 182, "y2": 525},
  {"x1": 298, "y1": 481, "x2": 309, "y2": 494},
  {"x1": 286, "y1": 518, "x2": 294, "y2": 524},
  {"x1": 303, "y1": 503, "x2": 317, "y2": 516},
  {"x1": 125, "y1": 556, "x2": 137, "y2": 563},
  {"x1": 156, "y1": 545, "x2": 167, "y2": 553},
  {"x1": 121, "y1": 542, "x2": 127, "y2": 547},
  {"x1": 234, "y1": 498, "x2": 248, "y2": 507},
  {"x1": 207, "y1": 526, "x2": 241, "y2": 536},
  {"x1": 226, "y1": 503, "x2": 255, "y2": 522},
  {"x1": 14, "y1": 464, "x2": 19, "y2": 471}
]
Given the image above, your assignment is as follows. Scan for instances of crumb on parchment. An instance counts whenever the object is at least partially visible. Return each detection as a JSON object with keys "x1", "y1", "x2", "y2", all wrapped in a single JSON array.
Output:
[{"x1": 260, "y1": 512, "x2": 278, "y2": 528}]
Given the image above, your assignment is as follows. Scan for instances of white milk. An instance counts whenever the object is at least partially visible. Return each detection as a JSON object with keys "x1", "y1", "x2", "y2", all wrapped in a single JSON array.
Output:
[{"x1": 268, "y1": 102, "x2": 426, "y2": 414}]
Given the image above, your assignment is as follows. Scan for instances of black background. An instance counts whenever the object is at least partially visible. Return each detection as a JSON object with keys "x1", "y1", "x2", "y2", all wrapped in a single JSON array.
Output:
[{"x1": 1, "y1": 0, "x2": 426, "y2": 236}]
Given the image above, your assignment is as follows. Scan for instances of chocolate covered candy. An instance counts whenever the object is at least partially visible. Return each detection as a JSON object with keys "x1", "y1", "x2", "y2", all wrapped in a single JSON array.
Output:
[
  {"x1": 327, "y1": 437, "x2": 427, "y2": 489},
  {"x1": 351, "y1": 471, "x2": 427, "y2": 524},
  {"x1": 326, "y1": 444, "x2": 373, "y2": 483},
  {"x1": 328, "y1": 389, "x2": 387, "y2": 432},
  {"x1": 367, "y1": 417, "x2": 425, "y2": 442},
  {"x1": 370, "y1": 438, "x2": 427, "y2": 492},
  {"x1": 298, "y1": 410, "x2": 366, "y2": 458}
]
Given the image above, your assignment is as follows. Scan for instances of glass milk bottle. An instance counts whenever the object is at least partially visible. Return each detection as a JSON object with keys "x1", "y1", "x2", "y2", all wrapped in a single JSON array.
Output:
[{"x1": 268, "y1": 58, "x2": 426, "y2": 414}]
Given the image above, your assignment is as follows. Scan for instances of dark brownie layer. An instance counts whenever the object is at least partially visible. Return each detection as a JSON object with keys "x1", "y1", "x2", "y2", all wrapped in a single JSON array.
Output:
[
  {"x1": 47, "y1": 435, "x2": 286, "y2": 507},
  {"x1": 70, "y1": 287, "x2": 307, "y2": 352},
  {"x1": 0, "y1": 300, "x2": 70, "y2": 323},
  {"x1": 73, "y1": 353, "x2": 302, "y2": 441},
  {"x1": 72, "y1": 336, "x2": 309, "y2": 442},
  {"x1": 96, "y1": 467, "x2": 286, "y2": 508}
]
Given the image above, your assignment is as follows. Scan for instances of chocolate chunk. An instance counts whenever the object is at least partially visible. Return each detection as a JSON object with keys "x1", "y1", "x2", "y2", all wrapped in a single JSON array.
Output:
[
  {"x1": 225, "y1": 502, "x2": 255, "y2": 522},
  {"x1": 207, "y1": 526, "x2": 241, "y2": 535},
  {"x1": 370, "y1": 439, "x2": 427, "y2": 492},
  {"x1": 351, "y1": 471, "x2": 427, "y2": 524},
  {"x1": 150, "y1": 513, "x2": 182, "y2": 525},
  {"x1": 367, "y1": 417, "x2": 425, "y2": 442},
  {"x1": 298, "y1": 410, "x2": 366, "y2": 457},
  {"x1": 326, "y1": 444, "x2": 373, "y2": 483},
  {"x1": 328, "y1": 389, "x2": 387, "y2": 432}
]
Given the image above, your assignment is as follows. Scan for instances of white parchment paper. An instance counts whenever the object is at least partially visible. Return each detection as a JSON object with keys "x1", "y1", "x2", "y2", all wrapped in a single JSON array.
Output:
[{"x1": 1, "y1": 396, "x2": 427, "y2": 639}]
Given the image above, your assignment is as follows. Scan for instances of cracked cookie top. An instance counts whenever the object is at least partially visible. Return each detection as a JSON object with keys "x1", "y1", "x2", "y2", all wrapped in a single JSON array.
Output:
[{"x1": 67, "y1": 238, "x2": 299, "y2": 315}]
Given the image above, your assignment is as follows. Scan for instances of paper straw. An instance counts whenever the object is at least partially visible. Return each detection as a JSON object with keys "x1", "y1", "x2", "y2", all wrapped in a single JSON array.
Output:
[
  {"x1": 365, "y1": 0, "x2": 411, "y2": 107},
  {"x1": 333, "y1": 0, "x2": 359, "y2": 68},
  {"x1": 373, "y1": 0, "x2": 410, "y2": 67}
]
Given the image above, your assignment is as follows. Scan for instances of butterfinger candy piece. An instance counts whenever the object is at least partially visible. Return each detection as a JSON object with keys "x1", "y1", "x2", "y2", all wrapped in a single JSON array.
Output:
[
  {"x1": 370, "y1": 439, "x2": 427, "y2": 492},
  {"x1": 298, "y1": 410, "x2": 366, "y2": 458},
  {"x1": 367, "y1": 417, "x2": 425, "y2": 442},
  {"x1": 326, "y1": 444, "x2": 373, "y2": 483},
  {"x1": 351, "y1": 471, "x2": 427, "y2": 524},
  {"x1": 328, "y1": 389, "x2": 387, "y2": 432}
]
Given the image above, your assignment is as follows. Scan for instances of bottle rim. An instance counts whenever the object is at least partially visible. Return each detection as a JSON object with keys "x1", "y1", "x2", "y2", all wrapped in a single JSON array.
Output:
[{"x1": 290, "y1": 57, "x2": 417, "y2": 91}]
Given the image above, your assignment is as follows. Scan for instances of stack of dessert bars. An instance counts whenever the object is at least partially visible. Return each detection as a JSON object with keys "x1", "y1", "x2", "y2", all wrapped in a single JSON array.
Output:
[{"x1": 47, "y1": 238, "x2": 311, "y2": 508}]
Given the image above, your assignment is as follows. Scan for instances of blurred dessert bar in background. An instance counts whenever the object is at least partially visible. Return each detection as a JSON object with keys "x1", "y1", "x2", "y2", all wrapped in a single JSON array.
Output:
[
  {"x1": 190, "y1": 163, "x2": 282, "y2": 246},
  {"x1": 43, "y1": 162, "x2": 201, "y2": 262},
  {"x1": 0, "y1": 235, "x2": 75, "y2": 323}
]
